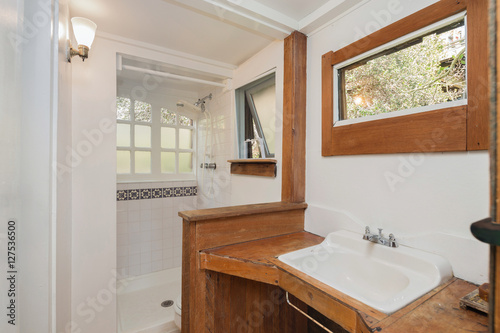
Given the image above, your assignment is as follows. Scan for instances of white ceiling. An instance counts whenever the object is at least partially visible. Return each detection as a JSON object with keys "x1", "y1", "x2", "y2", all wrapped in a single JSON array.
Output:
[{"x1": 70, "y1": 0, "x2": 366, "y2": 92}]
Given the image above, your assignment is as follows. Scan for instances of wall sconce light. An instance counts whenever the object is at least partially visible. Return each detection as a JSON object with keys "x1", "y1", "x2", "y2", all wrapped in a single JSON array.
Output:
[{"x1": 68, "y1": 17, "x2": 97, "y2": 62}]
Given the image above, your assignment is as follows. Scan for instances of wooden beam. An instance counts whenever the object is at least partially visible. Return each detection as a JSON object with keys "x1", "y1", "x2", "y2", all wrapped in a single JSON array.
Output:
[
  {"x1": 282, "y1": 31, "x2": 307, "y2": 203},
  {"x1": 494, "y1": 0, "x2": 500, "y2": 331},
  {"x1": 467, "y1": 0, "x2": 489, "y2": 150}
]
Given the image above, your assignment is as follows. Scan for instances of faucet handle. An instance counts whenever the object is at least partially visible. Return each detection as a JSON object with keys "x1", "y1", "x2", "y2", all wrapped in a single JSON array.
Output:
[
  {"x1": 378, "y1": 228, "x2": 383, "y2": 237},
  {"x1": 364, "y1": 226, "x2": 371, "y2": 234}
]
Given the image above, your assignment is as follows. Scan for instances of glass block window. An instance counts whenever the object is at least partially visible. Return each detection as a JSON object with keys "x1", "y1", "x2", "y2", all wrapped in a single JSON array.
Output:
[{"x1": 116, "y1": 97, "x2": 196, "y2": 181}]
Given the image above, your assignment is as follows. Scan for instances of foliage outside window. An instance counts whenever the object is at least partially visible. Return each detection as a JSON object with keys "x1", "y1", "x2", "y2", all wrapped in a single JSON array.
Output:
[
  {"x1": 116, "y1": 97, "x2": 195, "y2": 181},
  {"x1": 236, "y1": 73, "x2": 276, "y2": 159},
  {"x1": 340, "y1": 19, "x2": 466, "y2": 121}
]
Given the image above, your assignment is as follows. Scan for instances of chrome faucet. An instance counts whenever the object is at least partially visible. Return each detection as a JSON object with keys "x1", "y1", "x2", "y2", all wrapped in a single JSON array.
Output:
[{"x1": 363, "y1": 226, "x2": 399, "y2": 248}]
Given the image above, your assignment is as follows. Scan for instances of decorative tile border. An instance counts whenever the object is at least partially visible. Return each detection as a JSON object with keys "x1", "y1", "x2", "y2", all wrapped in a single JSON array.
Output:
[{"x1": 117, "y1": 186, "x2": 197, "y2": 201}]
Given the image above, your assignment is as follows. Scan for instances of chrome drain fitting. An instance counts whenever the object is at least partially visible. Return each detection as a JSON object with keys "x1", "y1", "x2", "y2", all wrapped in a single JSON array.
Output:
[{"x1": 161, "y1": 300, "x2": 174, "y2": 308}]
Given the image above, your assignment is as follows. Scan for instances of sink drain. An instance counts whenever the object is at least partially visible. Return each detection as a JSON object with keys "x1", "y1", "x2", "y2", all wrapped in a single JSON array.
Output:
[{"x1": 161, "y1": 300, "x2": 174, "y2": 308}]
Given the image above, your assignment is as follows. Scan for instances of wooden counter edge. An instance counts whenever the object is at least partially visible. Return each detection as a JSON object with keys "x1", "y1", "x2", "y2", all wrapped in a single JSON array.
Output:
[
  {"x1": 178, "y1": 201, "x2": 307, "y2": 221},
  {"x1": 200, "y1": 252, "x2": 279, "y2": 285}
]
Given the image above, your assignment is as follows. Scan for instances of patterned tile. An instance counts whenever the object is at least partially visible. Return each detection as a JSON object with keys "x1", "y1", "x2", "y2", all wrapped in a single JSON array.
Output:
[
  {"x1": 128, "y1": 189, "x2": 140, "y2": 200},
  {"x1": 117, "y1": 190, "x2": 128, "y2": 201},
  {"x1": 140, "y1": 189, "x2": 152, "y2": 199},
  {"x1": 117, "y1": 186, "x2": 197, "y2": 201},
  {"x1": 163, "y1": 187, "x2": 174, "y2": 198},
  {"x1": 184, "y1": 187, "x2": 193, "y2": 196},
  {"x1": 173, "y1": 187, "x2": 183, "y2": 197},
  {"x1": 152, "y1": 188, "x2": 163, "y2": 199}
]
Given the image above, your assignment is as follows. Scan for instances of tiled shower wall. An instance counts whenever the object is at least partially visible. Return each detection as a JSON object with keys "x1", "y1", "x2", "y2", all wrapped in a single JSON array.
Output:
[
  {"x1": 197, "y1": 87, "x2": 234, "y2": 209},
  {"x1": 116, "y1": 181, "x2": 197, "y2": 278}
]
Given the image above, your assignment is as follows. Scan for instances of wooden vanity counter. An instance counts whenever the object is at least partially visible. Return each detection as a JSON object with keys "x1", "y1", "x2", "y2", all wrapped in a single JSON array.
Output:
[{"x1": 200, "y1": 231, "x2": 488, "y2": 333}]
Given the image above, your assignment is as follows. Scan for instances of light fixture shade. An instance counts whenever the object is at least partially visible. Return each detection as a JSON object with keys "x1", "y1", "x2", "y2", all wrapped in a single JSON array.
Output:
[{"x1": 71, "y1": 17, "x2": 97, "y2": 48}]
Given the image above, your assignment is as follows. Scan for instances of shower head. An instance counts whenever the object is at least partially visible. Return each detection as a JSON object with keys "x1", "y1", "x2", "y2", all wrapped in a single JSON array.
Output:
[{"x1": 176, "y1": 100, "x2": 203, "y2": 114}]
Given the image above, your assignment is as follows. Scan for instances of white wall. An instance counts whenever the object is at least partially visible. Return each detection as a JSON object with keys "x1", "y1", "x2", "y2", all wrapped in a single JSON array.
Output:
[
  {"x1": 0, "y1": 0, "x2": 23, "y2": 332},
  {"x1": 194, "y1": 41, "x2": 284, "y2": 208},
  {"x1": 0, "y1": 0, "x2": 72, "y2": 332},
  {"x1": 230, "y1": 41, "x2": 284, "y2": 206},
  {"x1": 305, "y1": 0, "x2": 489, "y2": 284},
  {"x1": 71, "y1": 34, "x2": 233, "y2": 332}
]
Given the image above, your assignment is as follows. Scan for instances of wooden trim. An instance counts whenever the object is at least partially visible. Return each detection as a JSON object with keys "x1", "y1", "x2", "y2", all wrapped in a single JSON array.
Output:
[
  {"x1": 331, "y1": 0, "x2": 467, "y2": 66},
  {"x1": 195, "y1": 209, "x2": 304, "y2": 249},
  {"x1": 322, "y1": 0, "x2": 489, "y2": 156},
  {"x1": 179, "y1": 201, "x2": 307, "y2": 222},
  {"x1": 494, "y1": 1, "x2": 500, "y2": 330},
  {"x1": 227, "y1": 159, "x2": 277, "y2": 163},
  {"x1": 322, "y1": 51, "x2": 335, "y2": 156},
  {"x1": 228, "y1": 159, "x2": 277, "y2": 177},
  {"x1": 282, "y1": 31, "x2": 307, "y2": 202},
  {"x1": 278, "y1": 269, "x2": 359, "y2": 333},
  {"x1": 330, "y1": 106, "x2": 467, "y2": 155},
  {"x1": 467, "y1": 0, "x2": 490, "y2": 150},
  {"x1": 200, "y1": 253, "x2": 280, "y2": 285}
]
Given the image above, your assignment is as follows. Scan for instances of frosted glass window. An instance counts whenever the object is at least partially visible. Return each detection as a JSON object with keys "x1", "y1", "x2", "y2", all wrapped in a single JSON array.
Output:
[
  {"x1": 134, "y1": 101, "x2": 152, "y2": 122},
  {"x1": 161, "y1": 127, "x2": 176, "y2": 149},
  {"x1": 161, "y1": 152, "x2": 176, "y2": 173},
  {"x1": 135, "y1": 125, "x2": 151, "y2": 148},
  {"x1": 117, "y1": 97, "x2": 131, "y2": 120},
  {"x1": 135, "y1": 151, "x2": 151, "y2": 173},
  {"x1": 179, "y1": 115, "x2": 193, "y2": 126},
  {"x1": 179, "y1": 129, "x2": 193, "y2": 149},
  {"x1": 117, "y1": 151, "x2": 130, "y2": 174},
  {"x1": 116, "y1": 123, "x2": 130, "y2": 147},
  {"x1": 161, "y1": 108, "x2": 176, "y2": 124},
  {"x1": 251, "y1": 84, "x2": 276, "y2": 155},
  {"x1": 179, "y1": 153, "x2": 193, "y2": 173}
]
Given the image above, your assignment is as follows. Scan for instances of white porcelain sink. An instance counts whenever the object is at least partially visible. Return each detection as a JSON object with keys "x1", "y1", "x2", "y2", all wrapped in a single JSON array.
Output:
[{"x1": 278, "y1": 230, "x2": 453, "y2": 314}]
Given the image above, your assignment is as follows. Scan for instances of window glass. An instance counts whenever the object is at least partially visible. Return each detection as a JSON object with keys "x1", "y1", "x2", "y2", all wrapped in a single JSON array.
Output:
[
  {"x1": 161, "y1": 108, "x2": 176, "y2": 124},
  {"x1": 235, "y1": 73, "x2": 276, "y2": 158},
  {"x1": 161, "y1": 152, "x2": 176, "y2": 173},
  {"x1": 161, "y1": 127, "x2": 176, "y2": 149},
  {"x1": 135, "y1": 151, "x2": 151, "y2": 173},
  {"x1": 179, "y1": 115, "x2": 193, "y2": 126},
  {"x1": 117, "y1": 151, "x2": 130, "y2": 174},
  {"x1": 339, "y1": 19, "x2": 465, "y2": 120},
  {"x1": 134, "y1": 101, "x2": 152, "y2": 122},
  {"x1": 117, "y1": 97, "x2": 131, "y2": 120},
  {"x1": 116, "y1": 123, "x2": 130, "y2": 147},
  {"x1": 179, "y1": 152, "x2": 193, "y2": 173},
  {"x1": 116, "y1": 97, "x2": 196, "y2": 180},
  {"x1": 134, "y1": 125, "x2": 151, "y2": 148},
  {"x1": 250, "y1": 84, "x2": 276, "y2": 155},
  {"x1": 179, "y1": 128, "x2": 193, "y2": 149}
]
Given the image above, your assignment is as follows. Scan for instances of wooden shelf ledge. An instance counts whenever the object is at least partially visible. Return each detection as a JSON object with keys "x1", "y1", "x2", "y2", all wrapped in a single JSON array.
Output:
[
  {"x1": 178, "y1": 201, "x2": 306, "y2": 222},
  {"x1": 228, "y1": 159, "x2": 277, "y2": 177}
]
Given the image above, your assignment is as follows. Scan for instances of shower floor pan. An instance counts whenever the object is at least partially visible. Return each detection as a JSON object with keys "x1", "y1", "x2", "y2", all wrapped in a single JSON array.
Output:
[{"x1": 118, "y1": 267, "x2": 181, "y2": 333}]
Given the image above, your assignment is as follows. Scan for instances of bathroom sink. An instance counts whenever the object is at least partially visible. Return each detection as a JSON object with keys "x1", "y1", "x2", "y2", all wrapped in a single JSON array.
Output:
[{"x1": 278, "y1": 230, "x2": 453, "y2": 314}]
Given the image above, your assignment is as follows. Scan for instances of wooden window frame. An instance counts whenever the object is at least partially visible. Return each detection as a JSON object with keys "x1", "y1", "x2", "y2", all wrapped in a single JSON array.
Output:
[{"x1": 322, "y1": 0, "x2": 488, "y2": 156}]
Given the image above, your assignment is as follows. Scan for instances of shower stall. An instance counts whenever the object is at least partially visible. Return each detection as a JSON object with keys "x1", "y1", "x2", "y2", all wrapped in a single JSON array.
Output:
[{"x1": 115, "y1": 56, "x2": 227, "y2": 332}]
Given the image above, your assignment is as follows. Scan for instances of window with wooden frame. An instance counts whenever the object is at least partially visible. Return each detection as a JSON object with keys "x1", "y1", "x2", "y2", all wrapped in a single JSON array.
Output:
[{"x1": 322, "y1": 0, "x2": 488, "y2": 156}]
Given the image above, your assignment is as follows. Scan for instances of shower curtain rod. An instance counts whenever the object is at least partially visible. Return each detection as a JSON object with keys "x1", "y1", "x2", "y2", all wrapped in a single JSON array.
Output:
[{"x1": 121, "y1": 65, "x2": 227, "y2": 88}]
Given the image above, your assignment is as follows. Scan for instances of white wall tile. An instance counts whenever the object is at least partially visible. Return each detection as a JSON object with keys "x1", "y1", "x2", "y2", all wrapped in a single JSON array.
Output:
[{"x1": 116, "y1": 185, "x2": 197, "y2": 278}]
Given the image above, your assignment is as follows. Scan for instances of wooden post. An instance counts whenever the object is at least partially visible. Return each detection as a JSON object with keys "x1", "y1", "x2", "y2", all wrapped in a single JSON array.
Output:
[
  {"x1": 492, "y1": 0, "x2": 499, "y2": 331},
  {"x1": 282, "y1": 31, "x2": 307, "y2": 203}
]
